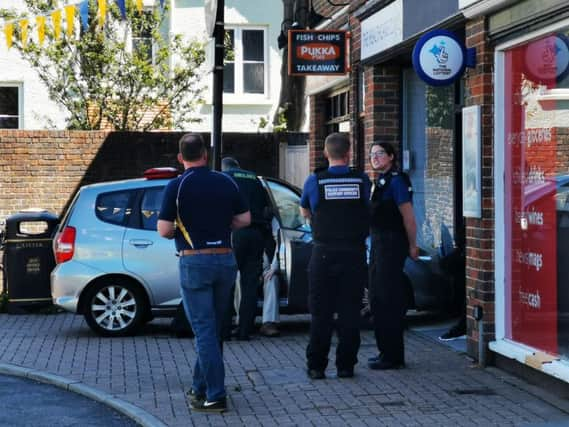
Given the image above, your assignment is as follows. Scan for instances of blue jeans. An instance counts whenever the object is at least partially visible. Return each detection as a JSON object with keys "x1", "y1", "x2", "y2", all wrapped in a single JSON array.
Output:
[{"x1": 179, "y1": 253, "x2": 237, "y2": 402}]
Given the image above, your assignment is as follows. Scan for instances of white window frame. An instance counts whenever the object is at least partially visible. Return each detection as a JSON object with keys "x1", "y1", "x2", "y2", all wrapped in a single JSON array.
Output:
[
  {"x1": 224, "y1": 26, "x2": 269, "y2": 101},
  {"x1": 491, "y1": 17, "x2": 569, "y2": 382},
  {"x1": 0, "y1": 83, "x2": 22, "y2": 129},
  {"x1": 129, "y1": 8, "x2": 156, "y2": 65}
]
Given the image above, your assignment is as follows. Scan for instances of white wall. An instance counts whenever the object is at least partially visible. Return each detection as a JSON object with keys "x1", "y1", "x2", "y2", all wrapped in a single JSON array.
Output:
[
  {"x1": 0, "y1": 0, "x2": 68, "y2": 129},
  {"x1": 0, "y1": 0, "x2": 284, "y2": 131},
  {"x1": 172, "y1": 0, "x2": 283, "y2": 133}
]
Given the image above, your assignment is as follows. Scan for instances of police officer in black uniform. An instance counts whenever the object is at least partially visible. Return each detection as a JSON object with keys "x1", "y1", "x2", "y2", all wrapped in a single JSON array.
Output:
[
  {"x1": 300, "y1": 133, "x2": 371, "y2": 379},
  {"x1": 222, "y1": 157, "x2": 272, "y2": 340},
  {"x1": 367, "y1": 142, "x2": 418, "y2": 370}
]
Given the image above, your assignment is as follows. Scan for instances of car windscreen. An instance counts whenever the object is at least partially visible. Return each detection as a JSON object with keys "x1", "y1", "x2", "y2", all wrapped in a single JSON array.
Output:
[{"x1": 265, "y1": 180, "x2": 305, "y2": 230}]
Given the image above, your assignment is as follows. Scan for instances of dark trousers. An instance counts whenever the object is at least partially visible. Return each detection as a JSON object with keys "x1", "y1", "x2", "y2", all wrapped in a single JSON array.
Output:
[
  {"x1": 232, "y1": 227, "x2": 265, "y2": 338},
  {"x1": 369, "y1": 231, "x2": 408, "y2": 364},
  {"x1": 306, "y1": 244, "x2": 366, "y2": 371}
]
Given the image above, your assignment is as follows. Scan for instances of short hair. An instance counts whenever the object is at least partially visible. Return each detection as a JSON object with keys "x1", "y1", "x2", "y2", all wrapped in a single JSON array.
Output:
[
  {"x1": 221, "y1": 157, "x2": 240, "y2": 171},
  {"x1": 324, "y1": 133, "x2": 350, "y2": 160},
  {"x1": 179, "y1": 133, "x2": 206, "y2": 161}
]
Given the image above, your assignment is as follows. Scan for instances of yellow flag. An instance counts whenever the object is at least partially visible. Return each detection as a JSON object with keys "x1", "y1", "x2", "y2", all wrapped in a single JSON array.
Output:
[
  {"x1": 136, "y1": 0, "x2": 143, "y2": 12},
  {"x1": 4, "y1": 23, "x2": 14, "y2": 49},
  {"x1": 98, "y1": 0, "x2": 106, "y2": 28},
  {"x1": 19, "y1": 19, "x2": 29, "y2": 48},
  {"x1": 52, "y1": 9, "x2": 62, "y2": 40},
  {"x1": 37, "y1": 16, "x2": 46, "y2": 46},
  {"x1": 65, "y1": 5, "x2": 75, "y2": 38}
]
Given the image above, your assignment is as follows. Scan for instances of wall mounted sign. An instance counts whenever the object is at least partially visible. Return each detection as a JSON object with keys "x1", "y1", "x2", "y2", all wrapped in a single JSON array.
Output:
[
  {"x1": 360, "y1": 0, "x2": 403, "y2": 61},
  {"x1": 412, "y1": 29, "x2": 476, "y2": 86},
  {"x1": 288, "y1": 30, "x2": 350, "y2": 76},
  {"x1": 462, "y1": 105, "x2": 481, "y2": 218},
  {"x1": 524, "y1": 33, "x2": 569, "y2": 85}
]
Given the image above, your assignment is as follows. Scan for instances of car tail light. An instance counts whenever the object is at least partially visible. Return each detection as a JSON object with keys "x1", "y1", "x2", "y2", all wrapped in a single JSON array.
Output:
[{"x1": 55, "y1": 226, "x2": 76, "y2": 264}]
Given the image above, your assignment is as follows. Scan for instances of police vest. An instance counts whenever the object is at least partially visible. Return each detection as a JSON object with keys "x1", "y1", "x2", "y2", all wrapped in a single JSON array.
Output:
[
  {"x1": 225, "y1": 168, "x2": 270, "y2": 226},
  {"x1": 312, "y1": 169, "x2": 370, "y2": 245},
  {"x1": 370, "y1": 170, "x2": 413, "y2": 234}
]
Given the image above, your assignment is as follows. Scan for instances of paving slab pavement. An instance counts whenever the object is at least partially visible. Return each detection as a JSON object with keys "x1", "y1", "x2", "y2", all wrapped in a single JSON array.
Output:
[{"x1": 0, "y1": 312, "x2": 568, "y2": 426}]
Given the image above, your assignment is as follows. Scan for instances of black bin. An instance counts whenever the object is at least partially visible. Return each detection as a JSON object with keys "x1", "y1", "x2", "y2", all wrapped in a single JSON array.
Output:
[{"x1": 3, "y1": 210, "x2": 59, "y2": 311}]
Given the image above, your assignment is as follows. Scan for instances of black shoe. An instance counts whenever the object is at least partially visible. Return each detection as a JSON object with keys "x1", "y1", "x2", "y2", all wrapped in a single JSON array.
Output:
[
  {"x1": 337, "y1": 368, "x2": 354, "y2": 378},
  {"x1": 368, "y1": 357, "x2": 405, "y2": 370},
  {"x1": 368, "y1": 354, "x2": 381, "y2": 363},
  {"x1": 190, "y1": 397, "x2": 227, "y2": 413},
  {"x1": 438, "y1": 325, "x2": 466, "y2": 341},
  {"x1": 186, "y1": 389, "x2": 205, "y2": 406},
  {"x1": 307, "y1": 369, "x2": 325, "y2": 380}
]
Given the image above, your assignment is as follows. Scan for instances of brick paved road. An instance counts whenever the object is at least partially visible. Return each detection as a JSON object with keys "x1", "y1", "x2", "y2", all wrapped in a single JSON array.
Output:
[{"x1": 0, "y1": 313, "x2": 568, "y2": 426}]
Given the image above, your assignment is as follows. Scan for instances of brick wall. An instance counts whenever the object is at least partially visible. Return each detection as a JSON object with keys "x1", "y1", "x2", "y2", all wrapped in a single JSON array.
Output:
[
  {"x1": 464, "y1": 17, "x2": 496, "y2": 361},
  {"x1": 363, "y1": 64, "x2": 401, "y2": 179},
  {"x1": 0, "y1": 130, "x2": 278, "y2": 289}
]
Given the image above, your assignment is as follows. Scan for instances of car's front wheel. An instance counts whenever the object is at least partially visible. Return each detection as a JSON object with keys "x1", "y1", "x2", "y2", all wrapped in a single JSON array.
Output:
[{"x1": 83, "y1": 279, "x2": 147, "y2": 337}]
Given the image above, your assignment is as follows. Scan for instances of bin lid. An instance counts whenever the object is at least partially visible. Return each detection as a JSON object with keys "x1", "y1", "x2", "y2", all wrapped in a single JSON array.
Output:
[{"x1": 5, "y1": 209, "x2": 59, "y2": 239}]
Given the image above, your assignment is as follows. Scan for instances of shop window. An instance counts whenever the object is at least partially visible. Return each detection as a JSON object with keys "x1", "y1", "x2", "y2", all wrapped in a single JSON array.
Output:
[
  {"x1": 502, "y1": 29, "x2": 569, "y2": 360},
  {"x1": 402, "y1": 69, "x2": 457, "y2": 251},
  {"x1": 0, "y1": 85, "x2": 21, "y2": 129},
  {"x1": 224, "y1": 27, "x2": 266, "y2": 96}
]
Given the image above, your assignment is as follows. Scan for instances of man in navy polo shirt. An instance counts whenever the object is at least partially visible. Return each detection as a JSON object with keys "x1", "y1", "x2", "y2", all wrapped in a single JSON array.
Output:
[
  {"x1": 300, "y1": 133, "x2": 371, "y2": 380},
  {"x1": 158, "y1": 133, "x2": 250, "y2": 413}
]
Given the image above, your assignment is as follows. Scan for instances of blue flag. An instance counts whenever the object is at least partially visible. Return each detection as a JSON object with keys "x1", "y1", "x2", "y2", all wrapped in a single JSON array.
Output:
[
  {"x1": 79, "y1": 0, "x2": 89, "y2": 31},
  {"x1": 116, "y1": 0, "x2": 126, "y2": 19},
  {"x1": 160, "y1": 0, "x2": 165, "y2": 9}
]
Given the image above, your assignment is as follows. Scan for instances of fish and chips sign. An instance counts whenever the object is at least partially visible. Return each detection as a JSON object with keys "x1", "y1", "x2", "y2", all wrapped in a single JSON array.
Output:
[{"x1": 288, "y1": 30, "x2": 350, "y2": 76}]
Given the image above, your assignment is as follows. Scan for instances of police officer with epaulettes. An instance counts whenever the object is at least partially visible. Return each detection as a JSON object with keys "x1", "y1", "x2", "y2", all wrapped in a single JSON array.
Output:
[
  {"x1": 367, "y1": 141, "x2": 418, "y2": 370},
  {"x1": 300, "y1": 133, "x2": 371, "y2": 380},
  {"x1": 221, "y1": 157, "x2": 272, "y2": 340}
]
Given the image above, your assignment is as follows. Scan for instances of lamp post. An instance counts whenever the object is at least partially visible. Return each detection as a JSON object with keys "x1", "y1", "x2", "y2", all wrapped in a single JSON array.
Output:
[{"x1": 211, "y1": 0, "x2": 224, "y2": 171}]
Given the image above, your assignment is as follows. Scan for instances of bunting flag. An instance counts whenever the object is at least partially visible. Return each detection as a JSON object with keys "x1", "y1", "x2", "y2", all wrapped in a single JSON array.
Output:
[
  {"x1": 19, "y1": 19, "x2": 29, "y2": 48},
  {"x1": 4, "y1": 23, "x2": 14, "y2": 49},
  {"x1": 116, "y1": 0, "x2": 126, "y2": 19},
  {"x1": 52, "y1": 9, "x2": 62, "y2": 40},
  {"x1": 64, "y1": 5, "x2": 76, "y2": 38},
  {"x1": 79, "y1": 0, "x2": 89, "y2": 31},
  {"x1": 98, "y1": 0, "x2": 106, "y2": 28},
  {"x1": 136, "y1": 0, "x2": 143, "y2": 13},
  {"x1": 37, "y1": 16, "x2": 46, "y2": 46}
]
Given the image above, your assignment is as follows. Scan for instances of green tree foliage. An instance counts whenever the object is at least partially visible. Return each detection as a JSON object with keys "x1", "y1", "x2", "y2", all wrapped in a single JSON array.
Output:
[{"x1": 4, "y1": 0, "x2": 206, "y2": 130}]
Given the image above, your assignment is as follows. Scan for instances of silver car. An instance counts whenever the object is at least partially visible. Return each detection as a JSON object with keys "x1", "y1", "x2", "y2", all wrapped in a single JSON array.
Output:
[{"x1": 51, "y1": 168, "x2": 312, "y2": 336}]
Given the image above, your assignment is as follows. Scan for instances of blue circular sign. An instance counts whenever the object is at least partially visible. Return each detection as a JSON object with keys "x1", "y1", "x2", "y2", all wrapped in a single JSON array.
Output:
[{"x1": 412, "y1": 29, "x2": 467, "y2": 86}]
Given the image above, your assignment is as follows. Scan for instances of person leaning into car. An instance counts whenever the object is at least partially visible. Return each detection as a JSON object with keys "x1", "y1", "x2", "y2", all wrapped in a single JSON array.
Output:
[
  {"x1": 299, "y1": 133, "x2": 371, "y2": 380},
  {"x1": 367, "y1": 142, "x2": 418, "y2": 371},
  {"x1": 157, "y1": 133, "x2": 250, "y2": 413},
  {"x1": 221, "y1": 157, "x2": 273, "y2": 340}
]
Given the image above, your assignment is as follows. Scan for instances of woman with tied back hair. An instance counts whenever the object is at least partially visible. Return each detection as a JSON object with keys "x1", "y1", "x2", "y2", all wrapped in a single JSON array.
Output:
[{"x1": 367, "y1": 141, "x2": 418, "y2": 370}]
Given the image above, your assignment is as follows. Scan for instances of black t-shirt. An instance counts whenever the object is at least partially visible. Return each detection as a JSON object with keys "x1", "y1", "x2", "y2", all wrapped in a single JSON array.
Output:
[{"x1": 159, "y1": 166, "x2": 248, "y2": 250}]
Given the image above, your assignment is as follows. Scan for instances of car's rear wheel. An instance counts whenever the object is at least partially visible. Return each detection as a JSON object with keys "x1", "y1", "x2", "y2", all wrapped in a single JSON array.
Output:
[{"x1": 83, "y1": 279, "x2": 147, "y2": 337}]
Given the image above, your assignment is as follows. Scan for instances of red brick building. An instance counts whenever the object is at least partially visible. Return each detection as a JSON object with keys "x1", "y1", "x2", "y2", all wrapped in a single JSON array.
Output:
[{"x1": 304, "y1": 0, "x2": 569, "y2": 386}]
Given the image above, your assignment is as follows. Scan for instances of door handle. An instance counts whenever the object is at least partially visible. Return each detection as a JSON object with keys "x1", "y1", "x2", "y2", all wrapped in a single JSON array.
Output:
[{"x1": 129, "y1": 239, "x2": 154, "y2": 248}]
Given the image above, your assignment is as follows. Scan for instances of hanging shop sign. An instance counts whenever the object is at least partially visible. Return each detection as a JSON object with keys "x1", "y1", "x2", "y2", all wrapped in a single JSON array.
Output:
[
  {"x1": 412, "y1": 29, "x2": 476, "y2": 86},
  {"x1": 288, "y1": 30, "x2": 350, "y2": 76},
  {"x1": 524, "y1": 33, "x2": 569, "y2": 85}
]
